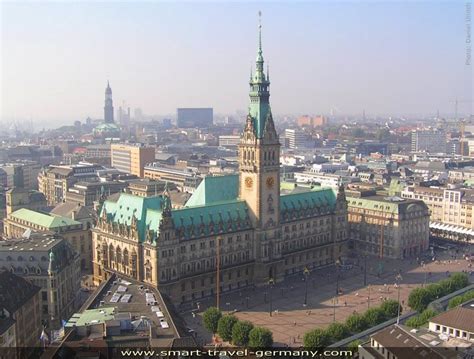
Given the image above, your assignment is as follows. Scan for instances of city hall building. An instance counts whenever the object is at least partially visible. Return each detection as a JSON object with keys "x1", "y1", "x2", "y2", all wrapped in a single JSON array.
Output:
[{"x1": 92, "y1": 25, "x2": 350, "y2": 303}]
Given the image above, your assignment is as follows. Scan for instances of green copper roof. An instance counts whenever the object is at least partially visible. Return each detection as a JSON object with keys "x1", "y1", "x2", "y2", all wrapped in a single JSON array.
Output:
[
  {"x1": 10, "y1": 208, "x2": 81, "y2": 229},
  {"x1": 346, "y1": 195, "x2": 426, "y2": 215},
  {"x1": 101, "y1": 193, "x2": 164, "y2": 241},
  {"x1": 248, "y1": 17, "x2": 271, "y2": 139},
  {"x1": 65, "y1": 307, "x2": 115, "y2": 327},
  {"x1": 280, "y1": 187, "x2": 337, "y2": 222},
  {"x1": 185, "y1": 175, "x2": 239, "y2": 207}
]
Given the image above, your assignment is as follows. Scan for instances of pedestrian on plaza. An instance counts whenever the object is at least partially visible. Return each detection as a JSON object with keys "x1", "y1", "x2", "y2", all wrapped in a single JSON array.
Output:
[
  {"x1": 294, "y1": 321, "x2": 297, "y2": 327},
  {"x1": 344, "y1": 301, "x2": 347, "y2": 307}
]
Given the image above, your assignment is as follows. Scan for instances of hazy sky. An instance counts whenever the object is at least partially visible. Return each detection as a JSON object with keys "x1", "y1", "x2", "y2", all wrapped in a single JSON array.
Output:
[{"x1": 1, "y1": 1, "x2": 472, "y2": 126}]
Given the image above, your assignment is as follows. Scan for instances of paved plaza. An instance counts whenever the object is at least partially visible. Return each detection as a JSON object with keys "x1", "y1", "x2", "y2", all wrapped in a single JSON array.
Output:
[{"x1": 182, "y1": 247, "x2": 474, "y2": 347}]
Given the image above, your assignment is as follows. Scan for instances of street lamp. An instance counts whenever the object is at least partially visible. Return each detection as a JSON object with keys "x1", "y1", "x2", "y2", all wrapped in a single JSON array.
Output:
[
  {"x1": 216, "y1": 236, "x2": 222, "y2": 310},
  {"x1": 363, "y1": 255, "x2": 368, "y2": 286},
  {"x1": 333, "y1": 260, "x2": 341, "y2": 323},
  {"x1": 303, "y1": 267, "x2": 310, "y2": 306},
  {"x1": 396, "y1": 273, "x2": 403, "y2": 324},
  {"x1": 367, "y1": 284, "x2": 371, "y2": 309},
  {"x1": 268, "y1": 278, "x2": 275, "y2": 316}
]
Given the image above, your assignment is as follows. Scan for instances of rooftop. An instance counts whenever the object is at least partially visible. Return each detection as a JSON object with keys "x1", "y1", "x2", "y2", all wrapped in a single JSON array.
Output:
[
  {"x1": 0, "y1": 270, "x2": 41, "y2": 314},
  {"x1": 9, "y1": 208, "x2": 81, "y2": 229},
  {"x1": 429, "y1": 300, "x2": 474, "y2": 333},
  {"x1": 64, "y1": 275, "x2": 181, "y2": 347}
]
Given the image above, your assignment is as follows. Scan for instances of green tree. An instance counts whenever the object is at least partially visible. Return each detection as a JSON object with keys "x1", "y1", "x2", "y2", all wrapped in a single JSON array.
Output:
[
  {"x1": 346, "y1": 313, "x2": 368, "y2": 333},
  {"x1": 406, "y1": 309, "x2": 438, "y2": 328},
  {"x1": 203, "y1": 307, "x2": 222, "y2": 334},
  {"x1": 364, "y1": 307, "x2": 386, "y2": 326},
  {"x1": 303, "y1": 329, "x2": 330, "y2": 349},
  {"x1": 418, "y1": 309, "x2": 438, "y2": 323},
  {"x1": 248, "y1": 327, "x2": 273, "y2": 349},
  {"x1": 448, "y1": 296, "x2": 465, "y2": 309},
  {"x1": 450, "y1": 273, "x2": 469, "y2": 290},
  {"x1": 231, "y1": 320, "x2": 254, "y2": 346},
  {"x1": 217, "y1": 315, "x2": 237, "y2": 342},
  {"x1": 426, "y1": 282, "x2": 445, "y2": 299},
  {"x1": 380, "y1": 299, "x2": 402, "y2": 319},
  {"x1": 347, "y1": 340, "x2": 362, "y2": 353},
  {"x1": 408, "y1": 288, "x2": 432, "y2": 312},
  {"x1": 325, "y1": 323, "x2": 349, "y2": 342},
  {"x1": 405, "y1": 316, "x2": 423, "y2": 328}
]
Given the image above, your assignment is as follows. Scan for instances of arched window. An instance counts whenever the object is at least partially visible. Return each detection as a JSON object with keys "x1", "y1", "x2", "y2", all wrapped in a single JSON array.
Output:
[{"x1": 123, "y1": 248, "x2": 129, "y2": 266}]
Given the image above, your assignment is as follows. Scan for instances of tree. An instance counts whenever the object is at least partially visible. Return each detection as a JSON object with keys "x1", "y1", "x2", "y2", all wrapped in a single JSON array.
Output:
[
  {"x1": 345, "y1": 313, "x2": 368, "y2": 333},
  {"x1": 450, "y1": 273, "x2": 469, "y2": 290},
  {"x1": 406, "y1": 308, "x2": 438, "y2": 328},
  {"x1": 325, "y1": 323, "x2": 349, "y2": 342},
  {"x1": 408, "y1": 288, "x2": 432, "y2": 312},
  {"x1": 347, "y1": 340, "x2": 362, "y2": 353},
  {"x1": 405, "y1": 316, "x2": 423, "y2": 328},
  {"x1": 380, "y1": 299, "x2": 402, "y2": 319},
  {"x1": 232, "y1": 320, "x2": 254, "y2": 346},
  {"x1": 217, "y1": 315, "x2": 237, "y2": 342},
  {"x1": 203, "y1": 307, "x2": 222, "y2": 334},
  {"x1": 418, "y1": 309, "x2": 438, "y2": 323},
  {"x1": 303, "y1": 329, "x2": 330, "y2": 349},
  {"x1": 248, "y1": 327, "x2": 273, "y2": 349},
  {"x1": 448, "y1": 296, "x2": 464, "y2": 309},
  {"x1": 364, "y1": 307, "x2": 386, "y2": 326}
]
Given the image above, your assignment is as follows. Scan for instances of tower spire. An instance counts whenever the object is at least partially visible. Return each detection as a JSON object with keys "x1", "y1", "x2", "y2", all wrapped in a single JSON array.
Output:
[{"x1": 258, "y1": 11, "x2": 262, "y2": 55}]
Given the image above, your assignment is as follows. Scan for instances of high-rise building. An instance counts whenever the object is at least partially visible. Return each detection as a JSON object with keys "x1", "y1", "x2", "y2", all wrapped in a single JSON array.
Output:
[
  {"x1": 91, "y1": 20, "x2": 349, "y2": 303},
  {"x1": 411, "y1": 129, "x2": 446, "y2": 153},
  {"x1": 176, "y1": 108, "x2": 213, "y2": 128},
  {"x1": 284, "y1": 129, "x2": 311, "y2": 149},
  {"x1": 0, "y1": 160, "x2": 42, "y2": 190},
  {"x1": 111, "y1": 143, "x2": 156, "y2": 177},
  {"x1": 296, "y1": 115, "x2": 327, "y2": 128},
  {"x1": 104, "y1": 81, "x2": 114, "y2": 124}
]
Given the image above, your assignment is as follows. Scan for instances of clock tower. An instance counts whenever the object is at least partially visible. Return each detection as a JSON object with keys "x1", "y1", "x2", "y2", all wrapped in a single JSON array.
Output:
[{"x1": 239, "y1": 14, "x2": 282, "y2": 276}]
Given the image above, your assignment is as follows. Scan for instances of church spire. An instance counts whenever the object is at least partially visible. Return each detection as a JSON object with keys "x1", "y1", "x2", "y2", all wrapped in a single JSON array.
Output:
[{"x1": 248, "y1": 11, "x2": 271, "y2": 139}]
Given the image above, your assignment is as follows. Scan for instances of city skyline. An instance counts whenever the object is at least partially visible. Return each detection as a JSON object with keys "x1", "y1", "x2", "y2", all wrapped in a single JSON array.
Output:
[{"x1": 1, "y1": 1, "x2": 472, "y2": 126}]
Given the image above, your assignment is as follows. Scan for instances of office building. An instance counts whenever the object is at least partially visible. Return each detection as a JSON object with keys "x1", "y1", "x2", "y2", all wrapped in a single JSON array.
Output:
[
  {"x1": 177, "y1": 108, "x2": 213, "y2": 128},
  {"x1": 111, "y1": 143, "x2": 156, "y2": 177},
  {"x1": 143, "y1": 164, "x2": 201, "y2": 191},
  {"x1": 284, "y1": 129, "x2": 311, "y2": 149},
  {"x1": 92, "y1": 24, "x2": 349, "y2": 303},
  {"x1": 3, "y1": 208, "x2": 91, "y2": 271},
  {"x1": 411, "y1": 129, "x2": 447, "y2": 153},
  {"x1": 402, "y1": 185, "x2": 474, "y2": 242},
  {"x1": 0, "y1": 234, "x2": 81, "y2": 329},
  {"x1": 65, "y1": 181, "x2": 128, "y2": 207},
  {"x1": 38, "y1": 162, "x2": 105, "y2": 205},
  {"x1": 296, "y1": 115, "x2": 327, "y2": 128},
  {"x1": 0, "y1": 270, "x2": 42, "y2": 358},
  {"x1": 5, "y1": 187, "x2": 48, "y2": 215},
  {"x1": 219, "y1": 135, "x2": 241, "y2": 148},
  {"x1": 0, "y1": 160, "x2": 42, "y2": 190},
  {"x1": 347, "y1": 187, "x2": 430, "y2": 259}
]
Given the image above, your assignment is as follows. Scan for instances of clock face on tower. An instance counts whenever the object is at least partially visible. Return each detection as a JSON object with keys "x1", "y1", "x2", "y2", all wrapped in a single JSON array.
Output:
[
  {"x1": 266, "y1": 176, "x2": 275, "y2": 189},
  {"x1": 245, "y1": 177, "x2": 253, "y2": 189}
]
